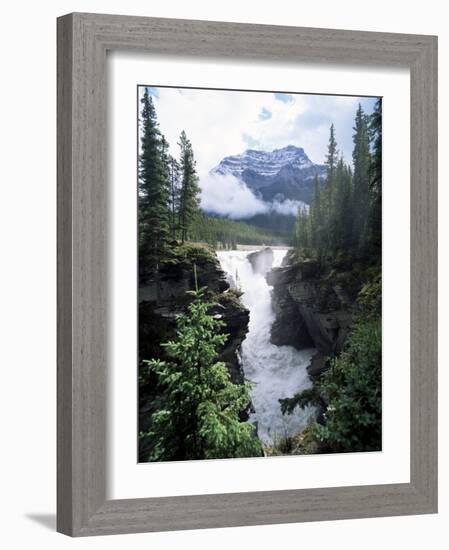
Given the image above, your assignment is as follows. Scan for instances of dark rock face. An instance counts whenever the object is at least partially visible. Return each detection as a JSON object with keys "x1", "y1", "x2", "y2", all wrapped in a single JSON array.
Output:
[
  {"x1": 247, "y1": 247, "x2": 274, "y2": 276},
  {"x1": 267, "y1": 258, "x2": 356, "y2": 357},
  {"x1": 139, "y1": 253, "x2": 228, "y2": 303},
  {"x1": 307, "y1": 352, "x2": 329, "y2": 379},
  {"x1": 211, "y1": 291, "x2": 249, "y2": 384},
  {"x1": 138, "y1": 247, "x2": 251, "y2": 460},
  {"x1": 139, "y1": 248, "x2": 249, "y2": 382}
]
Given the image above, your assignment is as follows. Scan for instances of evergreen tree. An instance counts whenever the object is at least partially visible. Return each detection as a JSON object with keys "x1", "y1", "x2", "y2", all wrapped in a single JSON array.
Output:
[
  {"x1": 325, "y1": 123, "x2": 338, "y2": 181},
  {"x1": 310, "y1": 175, "x2": 323, "y2": 254},
  {"x1": 368, "y1": 98, "x2": 382, "y2": 251},
  {"x1": 280, "y1": 277, "x2": 382, "y2": 453},
  {"x1": 333, "y1": 157, "x2": 353, "y2": 250},
  {"x1": 167, "y1": 155, "x2": 181, "y2": 241},
  {"x1": 178, "y1": 131, "x2": 201, "y2": 243},
  {"x1": 138, "y1": 89, "x2": 170, "y2": 274},
  {"x1": 322, "y1": 124, "x2": 338, "y2": 251},
  {"x1": 295, "y1": 206, "x2": 310, "y2": 251},
  {"x1": 142, "y1": 286, "x2": 263, "y2": 461},
  {"x1": 352, "y1": 104, "x2": 371, "y2": 250}
]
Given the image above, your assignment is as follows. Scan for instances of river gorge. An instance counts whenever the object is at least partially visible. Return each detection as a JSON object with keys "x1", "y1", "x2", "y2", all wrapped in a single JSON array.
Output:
[{"x1": 218, "y1": 248, "x2": 316, "y2": 447}]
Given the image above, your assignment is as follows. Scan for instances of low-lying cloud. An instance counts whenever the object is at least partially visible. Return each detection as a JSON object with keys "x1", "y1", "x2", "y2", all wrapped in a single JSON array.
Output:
[
  {"x1": 271, "y1": 198, "x2": 308, "y2": 216},
  {"x1": 199, "y1": 173, "x2": 307, "y2": 219},
  {"x1": 200, "y1": 173, "x2": 267, "y2": 219}
]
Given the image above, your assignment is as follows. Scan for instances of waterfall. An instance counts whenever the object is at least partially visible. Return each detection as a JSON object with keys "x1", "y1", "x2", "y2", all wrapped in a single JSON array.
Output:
[{"x1": 217, "y1": 248, "x2": 316, "y2": 447}]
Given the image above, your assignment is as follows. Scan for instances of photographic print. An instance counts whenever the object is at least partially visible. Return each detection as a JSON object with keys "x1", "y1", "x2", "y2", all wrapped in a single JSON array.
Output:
[{"x1": 138, "y1": 85, "x2": 382, "y2": 462}]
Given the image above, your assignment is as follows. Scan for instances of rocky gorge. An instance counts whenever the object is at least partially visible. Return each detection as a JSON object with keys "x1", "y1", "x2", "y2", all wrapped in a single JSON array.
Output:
[
  {"x1": 267, "y1": 251, "x2": 363, "y2": 379},
  {"x1": 139, "y1": 243, "x2": 379, "y2": 459},
  {"x1": 139, "y1": 244, "x2": 250, "y2": 382},
  {"x1": 138, "y1": 244, "x2": 251, "y2": 460}
]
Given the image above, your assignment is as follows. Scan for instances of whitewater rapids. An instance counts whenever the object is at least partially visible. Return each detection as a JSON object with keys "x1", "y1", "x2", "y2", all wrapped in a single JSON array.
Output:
[{"x1": 217, "y1": 249, "x2": 316, "y2": 447}]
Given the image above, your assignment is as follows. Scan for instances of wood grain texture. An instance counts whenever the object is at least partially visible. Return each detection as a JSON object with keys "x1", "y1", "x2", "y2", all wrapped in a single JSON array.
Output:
[{"x1": 57, "y1": 12, "x2": 438, "y2": 537}]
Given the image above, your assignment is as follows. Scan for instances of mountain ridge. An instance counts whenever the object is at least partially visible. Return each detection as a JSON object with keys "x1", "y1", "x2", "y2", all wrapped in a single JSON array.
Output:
[{"x1": 211, "y1": 145, "x2": 326, "y2": 206}]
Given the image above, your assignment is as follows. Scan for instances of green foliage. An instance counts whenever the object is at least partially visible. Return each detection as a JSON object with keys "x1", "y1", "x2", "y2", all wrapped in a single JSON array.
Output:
[
  {"x1": 139, "y1": 94, "x2": 203, "y2": 274},
  {"x1": 138, "y1": 89, "x2": 171, "y2": 273},
  {"x1": 246, "y1": 211, "x2": 296, "y2": 236},
  {"x1": 368, "y1": 98, "x2": 382, "y2": 251},
  {"x1": 178, "y1": 130, "x2": 201, "y2": 243},
  {"x1": 159, "y1": 240, "x2": 217, "y2": 268},
  {"x1": 294, "y1": 206, "x2": 311, "y2": 251},
  {"x1": 294, "y1": 104, "x2": 381, "y2": 261},
  {"x1": 167, "y1": 155, "x2": 181, "y2": 240},
  {"x1": 139, "y1": 94, "x2": 290, "y2": 264},
  {"x1": 282, "y1": 278, "x2": 382, "y2": 453},
  {"x1": 266, "y1": 427, "x2": 321, "y2": 456},
  {"x1": 325, "y1": 123, "x2": 338, "y2": 181},
  {"x1": 352, "y1": 104, "x2": 372, "y2": 250},
  {"x1": 321, "y1": 123, "x2": 338, "y2": 249},
  {"x1": 279, "y1": 387, "x2": 322, "y2": 416},
  {"x1": 309, "y1": 175, "x2": 323, "y2": 253},
  {"x1": 140, "y1": 286, "x2": 263, "y2": 461},
  {"x1": 189, "y1": 212, "x2": 287, "y2": 249},
  {"x1": 314, "y1": 316, "x2": 381, "y2": 452}
]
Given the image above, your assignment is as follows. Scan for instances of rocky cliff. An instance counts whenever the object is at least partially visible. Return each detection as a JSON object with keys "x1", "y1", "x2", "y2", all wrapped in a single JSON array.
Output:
[
  {"x1": 139, "y1": 243, "x2": 250, "y2": 382},
  {"x1": 267, "y1": 253, "x2": 362, "y2": 377},
  {"x1": 247, "y1": 247, "x2": 274, "y2": 276},
  {"x1": 138, "y1": 244, "x2": 251, "y2": 460}
]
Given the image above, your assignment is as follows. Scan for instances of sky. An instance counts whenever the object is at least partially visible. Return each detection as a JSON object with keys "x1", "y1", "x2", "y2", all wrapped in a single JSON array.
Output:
[{"x1": 138, "y1": 86, "x2": 378, "y2": 218}]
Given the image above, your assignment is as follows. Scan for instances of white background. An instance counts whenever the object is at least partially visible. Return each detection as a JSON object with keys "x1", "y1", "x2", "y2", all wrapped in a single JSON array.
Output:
[{"x1": 0, "y1": 1, "x2": 445, "y2": 549}]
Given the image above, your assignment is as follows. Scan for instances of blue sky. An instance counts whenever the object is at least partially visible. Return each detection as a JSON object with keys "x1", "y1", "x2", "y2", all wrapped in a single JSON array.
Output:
[
  {"x1": 141, "y1": 86, "x2": 378, "y2": 176},
  {"x1": 140, "y1": 87, "x2": 378, "y2": 218}
]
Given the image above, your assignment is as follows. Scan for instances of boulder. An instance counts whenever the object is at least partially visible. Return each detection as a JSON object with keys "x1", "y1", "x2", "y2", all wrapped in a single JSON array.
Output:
[
  {"x1": 307, "y1": 352, "x2": 329, "y2": 378},
  {"x1": 247, "y1": 247, "x2": 274, "y2": 276}
]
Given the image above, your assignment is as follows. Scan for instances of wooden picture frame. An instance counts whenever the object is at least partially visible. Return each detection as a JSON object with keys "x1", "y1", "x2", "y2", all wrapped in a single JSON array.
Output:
[{"x1": 57, "y1": 12, "x2": 438, "y2": 536}]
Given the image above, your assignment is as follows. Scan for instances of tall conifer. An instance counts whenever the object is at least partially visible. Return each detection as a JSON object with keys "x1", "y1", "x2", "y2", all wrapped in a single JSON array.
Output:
[
  {"x1": 142, "y1": 288, "x2": 263, "y2": 461},
  {"x1": 138, "y1": 88, "x2": 170, "y2": 275},
  {"x1": 178, "y1": 130, "x2": 201, "y2": 243},
  {"x1": 167, "y1": 155, "x2": 181, "y2": 241},
  {"x1": 352, "y1": 104, "x2": 371, "y2": 250},
  {"x1": 323, "y1": 124, "x2": 338, "y2": 251},
  {"x1": 368, "y1": 99, "x2": 382, "y2": 252},
  {"x1": 310, "y1": 175, "x2": 323, "y2": 254}
]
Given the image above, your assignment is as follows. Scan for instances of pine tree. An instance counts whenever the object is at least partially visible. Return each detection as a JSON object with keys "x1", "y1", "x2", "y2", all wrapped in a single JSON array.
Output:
[
  {"x1": 333, "y1": 157, "x2": 353, "y2": 250},
  {"x1": 291, "y1": 106, "x2": 378, "y2": 261},
  {"x1": 352, "y1": 104, "x2": 372, "y2": 251},
  {"x1": 368, "y1": 98, "x2": 382, "y2": 252},
  {"x1": 138, "y1": 88, "x2": 170, "y2": 275},
  {"x1": 310, "y1": 174, "x2": 323, "y2": 254},
  {"x1": 325, "y1": 123, "x2": 338, "y2": 181},
  {"x1": 295, "y1": 206, "x2": 310, "y2": 251},
  {"x1": 142, "y1": 286, "x2": 263, "y2": 461},
  {"x1": 167, "y1": 155, "x2": 181, "y2": 241},
  {"x1": 178, "y1": 130, "x2": 201, "y2": 243},
  {"x1": 322, "y1": 124, "x2": 338, "y2": 251}
]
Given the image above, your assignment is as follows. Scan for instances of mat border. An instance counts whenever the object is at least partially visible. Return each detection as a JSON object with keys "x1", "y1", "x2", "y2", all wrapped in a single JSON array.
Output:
[{"x1": 57, "y1": 12, "x2": 438, "y2": 536}]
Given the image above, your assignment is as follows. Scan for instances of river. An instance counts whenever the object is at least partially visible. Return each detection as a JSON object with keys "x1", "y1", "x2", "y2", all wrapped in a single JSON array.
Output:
[{"x1": 217, "y1": 248, "x2": 316, "y2": 447}]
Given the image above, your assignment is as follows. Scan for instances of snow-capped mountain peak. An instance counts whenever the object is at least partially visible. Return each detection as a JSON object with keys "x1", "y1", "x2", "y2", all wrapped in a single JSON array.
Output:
[
  {"x1": 211, "y1": 145, "x2": 326, "y2": 205},
  {"x1": 213, "y1": 145, "x2": 316, "y2": 178}
]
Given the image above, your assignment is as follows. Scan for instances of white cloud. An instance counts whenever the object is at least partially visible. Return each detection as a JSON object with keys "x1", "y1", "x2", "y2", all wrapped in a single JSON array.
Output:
[
  {"x1": 199, "y1": 174, "x2": 308, "y2": 219},
  {"x1": 143, "y1": 87, "x2": 377, "y2": 174},
  {"x1": 271, "y1": 199, "x2": 308, "y2": 216},
  {"x1": 139, "y1": 86, "x2": 377, "y2": 219},
  {"x1": 199, "y1": 173, "x2": 267, "y2": 219}
]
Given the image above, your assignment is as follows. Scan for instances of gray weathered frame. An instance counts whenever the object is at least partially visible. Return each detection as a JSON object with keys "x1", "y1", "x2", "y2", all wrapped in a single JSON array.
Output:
[{"x1": 57, "y1": 12, "x2": 438, "y2": 537}]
